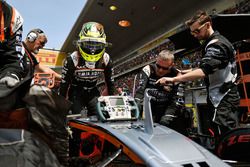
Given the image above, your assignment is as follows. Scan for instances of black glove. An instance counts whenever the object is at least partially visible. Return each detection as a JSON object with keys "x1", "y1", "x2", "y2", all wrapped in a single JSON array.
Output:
[
  {"x1": 160, "y1": 115, "x2": 175, "y2": 127},
  {"x1": 0, "y1": 73, "x2": 20, "y2": 88}
]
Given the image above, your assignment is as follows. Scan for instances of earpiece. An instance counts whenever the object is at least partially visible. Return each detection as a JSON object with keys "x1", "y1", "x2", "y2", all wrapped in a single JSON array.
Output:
[
  {"x1": 27, "y1": 32, "x2": 38, "y2": 42},
  {"x1": 26, "y1": 29, "x2": 45, "y2": 42}
]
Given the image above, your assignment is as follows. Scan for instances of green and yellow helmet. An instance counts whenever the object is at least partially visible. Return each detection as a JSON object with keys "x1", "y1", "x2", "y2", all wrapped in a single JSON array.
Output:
[{"x1": 78, "y1": 22, "x2": 107, "y2": 62}]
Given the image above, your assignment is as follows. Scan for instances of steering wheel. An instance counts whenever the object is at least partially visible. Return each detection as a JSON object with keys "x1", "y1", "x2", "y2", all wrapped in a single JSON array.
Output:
[{"x1": 96, "y1": 96, "x2": 140, "y2": 122}]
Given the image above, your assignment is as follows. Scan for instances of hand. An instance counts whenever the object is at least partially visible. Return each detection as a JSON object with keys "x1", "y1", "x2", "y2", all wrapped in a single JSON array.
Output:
[
  {"x1": 0, "y1": 74, "x2": 20, "y2": 88},
  {"x1": 156, "y1": 77, "x2": 174, "y2": 85}
]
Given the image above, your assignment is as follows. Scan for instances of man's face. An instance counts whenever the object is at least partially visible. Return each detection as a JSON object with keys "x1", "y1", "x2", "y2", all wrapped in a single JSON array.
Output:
[
  {"x1": 189, "y1": 21, "x2": 209, "y2": 40},
  {"x1": 117, "y1": 88, "x2": 122, "y2": 93},
  {"x1": 155, "y1": 58, "x2": 173, "y2": 77},
  {"x1": 31, "y1": 35, "x2": 47, "y2": 54}
]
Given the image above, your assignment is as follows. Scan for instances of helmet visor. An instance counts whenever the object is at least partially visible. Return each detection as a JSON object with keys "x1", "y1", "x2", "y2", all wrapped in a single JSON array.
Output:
[{"x1": 79, "y1": 41, "x2": 105, "y2": 55}]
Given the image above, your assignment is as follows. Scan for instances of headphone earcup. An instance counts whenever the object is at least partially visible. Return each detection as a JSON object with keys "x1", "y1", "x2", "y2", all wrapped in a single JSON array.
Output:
[{"x1": 27, "y1": 32, "x2": 38, "y2": 42}]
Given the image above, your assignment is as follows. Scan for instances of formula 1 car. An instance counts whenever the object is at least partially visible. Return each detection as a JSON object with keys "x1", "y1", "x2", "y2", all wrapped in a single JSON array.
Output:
[
  {"x1": 67, "y1": 89, "x2": 231, "y2": 167},
  {"x1": 1, "y1": 73, "x2": 248, "y2": 166}
]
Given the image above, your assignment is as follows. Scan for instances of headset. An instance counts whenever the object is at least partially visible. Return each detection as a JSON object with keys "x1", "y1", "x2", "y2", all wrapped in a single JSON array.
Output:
[{"x1": 26, "y1": 29, "x2": 44, "y2": 42}]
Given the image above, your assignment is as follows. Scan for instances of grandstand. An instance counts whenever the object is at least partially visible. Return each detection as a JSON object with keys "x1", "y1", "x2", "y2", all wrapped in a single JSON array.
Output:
[
  {"x1": 35, "y1": 48, "x2": 67, "y2": 74},
  {"x1": 57, "y1": 0, "x2": 244, "y2": 76}
]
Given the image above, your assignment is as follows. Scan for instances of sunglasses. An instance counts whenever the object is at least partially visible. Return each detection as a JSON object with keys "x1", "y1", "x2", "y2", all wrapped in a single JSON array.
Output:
[
  {"x1": 156, "y1": 64, "x2": 170, "y2": 70},
  {"x1": 190, "y1": 23, "x2": 207, "y2": 34},
  {"x1": 39, "y1": 41, "x2": 46, "y2": 46}
]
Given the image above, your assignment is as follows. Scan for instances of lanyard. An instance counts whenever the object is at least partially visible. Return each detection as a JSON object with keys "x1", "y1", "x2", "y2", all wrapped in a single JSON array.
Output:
[{"x1": 23, "y1": 45, "x2": 35, "y2": 67}]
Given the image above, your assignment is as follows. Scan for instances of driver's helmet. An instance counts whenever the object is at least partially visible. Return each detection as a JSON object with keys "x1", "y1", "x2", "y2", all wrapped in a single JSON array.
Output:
[{"x1": 78, "y1": 22, "x2": 106, "y2": 62}]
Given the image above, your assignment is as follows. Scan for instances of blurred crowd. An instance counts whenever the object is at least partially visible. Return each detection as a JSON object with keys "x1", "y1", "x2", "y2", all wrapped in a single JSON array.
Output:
[
  {"x1": 222, "y1": 0, "x2": 250, "y2": 14},
  {"x1": 97, "y1": 0, "x2": 250, "y2": 95}
]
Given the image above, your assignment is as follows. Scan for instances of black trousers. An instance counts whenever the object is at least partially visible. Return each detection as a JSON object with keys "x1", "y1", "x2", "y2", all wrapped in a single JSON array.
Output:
[{"x1": 209, "y1": 86, "x2": 240, "y2": 137}]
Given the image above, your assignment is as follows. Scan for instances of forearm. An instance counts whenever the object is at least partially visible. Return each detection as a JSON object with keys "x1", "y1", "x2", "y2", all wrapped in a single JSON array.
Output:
[
  {"x1": 180, "y1": 68, "x2": 193, "y2": 74},
  {"x1": 173, "y1": 68, "x2": 205, "y2": 82}
]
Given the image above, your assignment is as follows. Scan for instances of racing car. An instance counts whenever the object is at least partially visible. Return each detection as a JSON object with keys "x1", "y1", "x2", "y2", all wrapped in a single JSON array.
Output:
[{"x1": 67, "y1": 89, "x2": 231, "y2": 167}]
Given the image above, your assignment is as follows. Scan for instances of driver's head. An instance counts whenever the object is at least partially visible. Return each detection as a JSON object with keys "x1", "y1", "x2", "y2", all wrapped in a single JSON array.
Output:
[
  {"x1": 155, "y1": 50, "x2": 174, "y2": 77},
  {"x1": 25, "y1": 28, "x2": 47, "y2": 54},
  {"x1": 77, "y1": 22, "x2": 107, "y2": 62}
]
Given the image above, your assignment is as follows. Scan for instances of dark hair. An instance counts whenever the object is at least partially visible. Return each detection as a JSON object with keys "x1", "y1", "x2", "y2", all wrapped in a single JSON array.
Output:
[{"x1": 185, "y1": 10, "x2": 212, "y2": 26}]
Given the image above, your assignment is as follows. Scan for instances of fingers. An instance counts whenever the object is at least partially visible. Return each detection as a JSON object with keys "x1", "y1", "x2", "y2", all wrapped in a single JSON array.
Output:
[
  {"x1": 156, "y1": 77, "x2": 174, "y2": 85},
  {"x1": 155, "y1": 80, "x2": 160, "y2": 84},
  {"x1": 156, "y1": 78, "x2": 166, "y2": 85}
]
